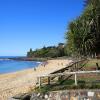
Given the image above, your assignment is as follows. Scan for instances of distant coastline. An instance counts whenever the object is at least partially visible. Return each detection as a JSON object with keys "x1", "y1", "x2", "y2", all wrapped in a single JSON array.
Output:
[
  {"x1": 8, "y1": 57, "x2": 47, "y2": 61},
  {"x1": 0, "y1": 56, "x2": 46, "y2": 61},
  {"x1": 0, "y1": 56, "x2": 24, "y2": 61}
]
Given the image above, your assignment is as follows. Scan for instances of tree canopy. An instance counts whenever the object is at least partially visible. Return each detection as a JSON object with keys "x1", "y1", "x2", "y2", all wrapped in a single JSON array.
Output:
[
  {"x1": 65, "y1": 0, "x2": 100, "y2": 57},
  {"x1": 27, "y1": 0, "x2": 100, "y2": 58},
  {"x1": 27, "y1": 43, "x2": 66, "y2": 58}
]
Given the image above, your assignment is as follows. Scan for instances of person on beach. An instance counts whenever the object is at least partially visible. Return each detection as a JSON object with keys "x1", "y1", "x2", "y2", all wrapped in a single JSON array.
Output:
[
  {"x1": 61, "y1": 63, "x2": 63, "y2": 66},
  {"x1": 44, "y1": 64, "x2": 45, "y2": 67},
  {"x1": 42, "y1": 61, "x2": 48, "y2": 67},
  {"x1": 34, "y1": 67, "x2": 36, "y2": 71}
]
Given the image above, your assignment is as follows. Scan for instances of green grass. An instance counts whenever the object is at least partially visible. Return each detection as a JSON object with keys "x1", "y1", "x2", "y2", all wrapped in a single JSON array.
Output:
[
  {"x1": 34, "y1": 79, "x2": 100, "y2": 93},
  {"x1": 35, "y1": 84, "x2": 100, "y2": 93},
  {"x1": 58, "y1": 79, "x2": 75, "y2": 85},
  {"x1": 85, "y1": 59, "x2": 100, "y2": 68}
]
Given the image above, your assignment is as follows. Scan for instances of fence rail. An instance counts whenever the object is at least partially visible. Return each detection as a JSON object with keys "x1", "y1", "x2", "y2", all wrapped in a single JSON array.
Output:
[{"x1": 37, "y1": 59, "x2": 100, "y2": 88}]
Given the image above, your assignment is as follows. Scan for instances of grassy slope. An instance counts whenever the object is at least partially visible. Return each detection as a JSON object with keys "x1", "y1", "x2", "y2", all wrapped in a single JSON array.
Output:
[{"x1": 85, "y1": 59, "x2": 100, "y2": 69}]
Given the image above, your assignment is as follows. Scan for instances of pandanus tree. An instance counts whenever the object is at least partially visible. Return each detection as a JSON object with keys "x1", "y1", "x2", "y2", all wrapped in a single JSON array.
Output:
[
  {"x1": 65, "y1": 0, "x2": 100, "y2": 57},
  {"x1": 66, "y1": 17, "x2": 95, "y2": 56},
  {"x1": 84, "y1": 0, "x2": 100, "y2": 55}
]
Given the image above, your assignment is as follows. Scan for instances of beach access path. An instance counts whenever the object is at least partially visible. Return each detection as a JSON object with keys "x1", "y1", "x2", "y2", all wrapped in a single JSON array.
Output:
[{"x1": 0, "y1": 59, "x2": 72, "y2": 100}]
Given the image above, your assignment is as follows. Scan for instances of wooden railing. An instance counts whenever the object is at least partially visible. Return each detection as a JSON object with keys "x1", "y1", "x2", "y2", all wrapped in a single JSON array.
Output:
[{"x1": 37, "y1": 59, "x2": 89, "y2": 87}]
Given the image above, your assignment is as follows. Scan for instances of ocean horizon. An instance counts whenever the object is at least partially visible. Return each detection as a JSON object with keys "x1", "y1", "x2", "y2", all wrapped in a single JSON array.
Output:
[
  {"x1": 0, "y1": 56, "x2": 25, "y2": 58},
  {"x1": 0, "y1": 56, "x2": 40, "y2": 74}
]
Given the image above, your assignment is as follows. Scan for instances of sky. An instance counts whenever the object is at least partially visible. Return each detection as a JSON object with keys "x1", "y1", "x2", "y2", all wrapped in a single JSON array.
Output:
[{"x1": 0, "y1": 0, "x2": 84, "y2": 56}]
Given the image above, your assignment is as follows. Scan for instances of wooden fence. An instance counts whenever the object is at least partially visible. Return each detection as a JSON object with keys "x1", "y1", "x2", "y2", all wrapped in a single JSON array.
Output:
[{"x1": 36, "y1": 59, "x2": 99, "y2": 88}]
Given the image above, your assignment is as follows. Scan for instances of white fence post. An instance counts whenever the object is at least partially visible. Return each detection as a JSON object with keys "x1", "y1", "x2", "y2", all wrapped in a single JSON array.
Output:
[
  {"x1": 75, "y1": 73, "x2": 77, "y2": 86},
  {"x1": 39, "y1": 77, "x2": 41, "y2": 89}
]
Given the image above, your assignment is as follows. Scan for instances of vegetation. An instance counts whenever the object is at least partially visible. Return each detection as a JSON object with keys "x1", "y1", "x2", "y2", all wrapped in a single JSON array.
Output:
[
  {"x1": 27, "y1": 0, "x2": 100, "y2": 59},
  {"x1": 27, "y1": 43, "x2": 66, "y2": 58},
  {"x1": 32, "y1": 0, "x2": 100, "y2": 92},
  {"x1": 34, "y1": 59, "x2": 100, "y2": 92},
  {"x1": 85, "y1": 59, "x2": 100, "y2": 68},
  {"x1": 65, "y1": 0, "x2": 100, "y2": 57},
  {"x1": 35, "y1": 79, "x2": 100, "y2": 93}
]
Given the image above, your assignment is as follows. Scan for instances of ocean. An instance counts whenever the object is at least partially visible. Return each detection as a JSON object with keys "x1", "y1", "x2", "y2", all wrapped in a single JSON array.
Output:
[{"x1": 0, "y1": 56, "x2": 41, "y2": 74}]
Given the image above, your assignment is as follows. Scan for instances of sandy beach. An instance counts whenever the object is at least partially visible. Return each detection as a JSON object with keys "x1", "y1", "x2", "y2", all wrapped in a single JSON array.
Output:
[{"x1": 0, "y1": 59, "x2": 72, "y2": 100}]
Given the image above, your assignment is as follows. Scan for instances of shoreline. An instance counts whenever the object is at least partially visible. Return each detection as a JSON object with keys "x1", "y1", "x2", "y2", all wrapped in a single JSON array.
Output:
[
  {"x1": 8, "y1": 57, "x2": 48, "y2": 62},
  {"x1": 0, "y1": 59, "x2": 72, "y2": 100},
  {"x1": 0, "y1": 59, "x2": 42, "y2": 74}
]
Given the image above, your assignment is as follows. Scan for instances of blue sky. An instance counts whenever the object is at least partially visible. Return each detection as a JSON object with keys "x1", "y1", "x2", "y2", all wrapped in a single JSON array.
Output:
[{"x1": 0, "y1": 0, "x2": 84, "y2": 56}]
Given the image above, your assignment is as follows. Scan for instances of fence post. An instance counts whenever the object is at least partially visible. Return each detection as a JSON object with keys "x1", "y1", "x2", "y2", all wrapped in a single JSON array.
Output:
[
  {"x1": 68, "y1": 92, "x2": 70, "y2": 100},
  {"x1": 75, "y1": 73, "x2": 77, "y2": 86},
  {"x1": 39, "y1": 77, "x2": 41, "y2": 89},
  {"x1": 48, "y1": 76, "x2": 50, "y2": 85}
]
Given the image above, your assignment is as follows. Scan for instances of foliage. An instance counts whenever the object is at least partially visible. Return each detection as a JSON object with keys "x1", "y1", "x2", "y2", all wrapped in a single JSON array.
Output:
[
  {"x1": 27, "y1": 0, "x2": 100, "y2": 58},
  {"x1": 27, "y1": 43, "x2": 66, "y2": 58},
  {"x1": 65, "y1": 0, "x2": 100, "y2": 57},
  {"x1": 35, "y1": 80, "x2": 100, "y2": 93},
  {"x1": 58, "y1": 79, "x2": 75, "y2": 85}
]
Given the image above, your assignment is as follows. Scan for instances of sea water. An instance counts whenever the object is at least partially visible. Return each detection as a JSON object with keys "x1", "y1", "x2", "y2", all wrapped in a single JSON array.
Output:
[{"x1": 0, "y1": 56, "x2": 40, "y2": 74}]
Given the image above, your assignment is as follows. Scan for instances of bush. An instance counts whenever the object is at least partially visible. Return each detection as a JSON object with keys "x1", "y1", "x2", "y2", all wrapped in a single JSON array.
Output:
[{"x1": 58, "y1": 79, "x2": 75, "y2": 85}]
